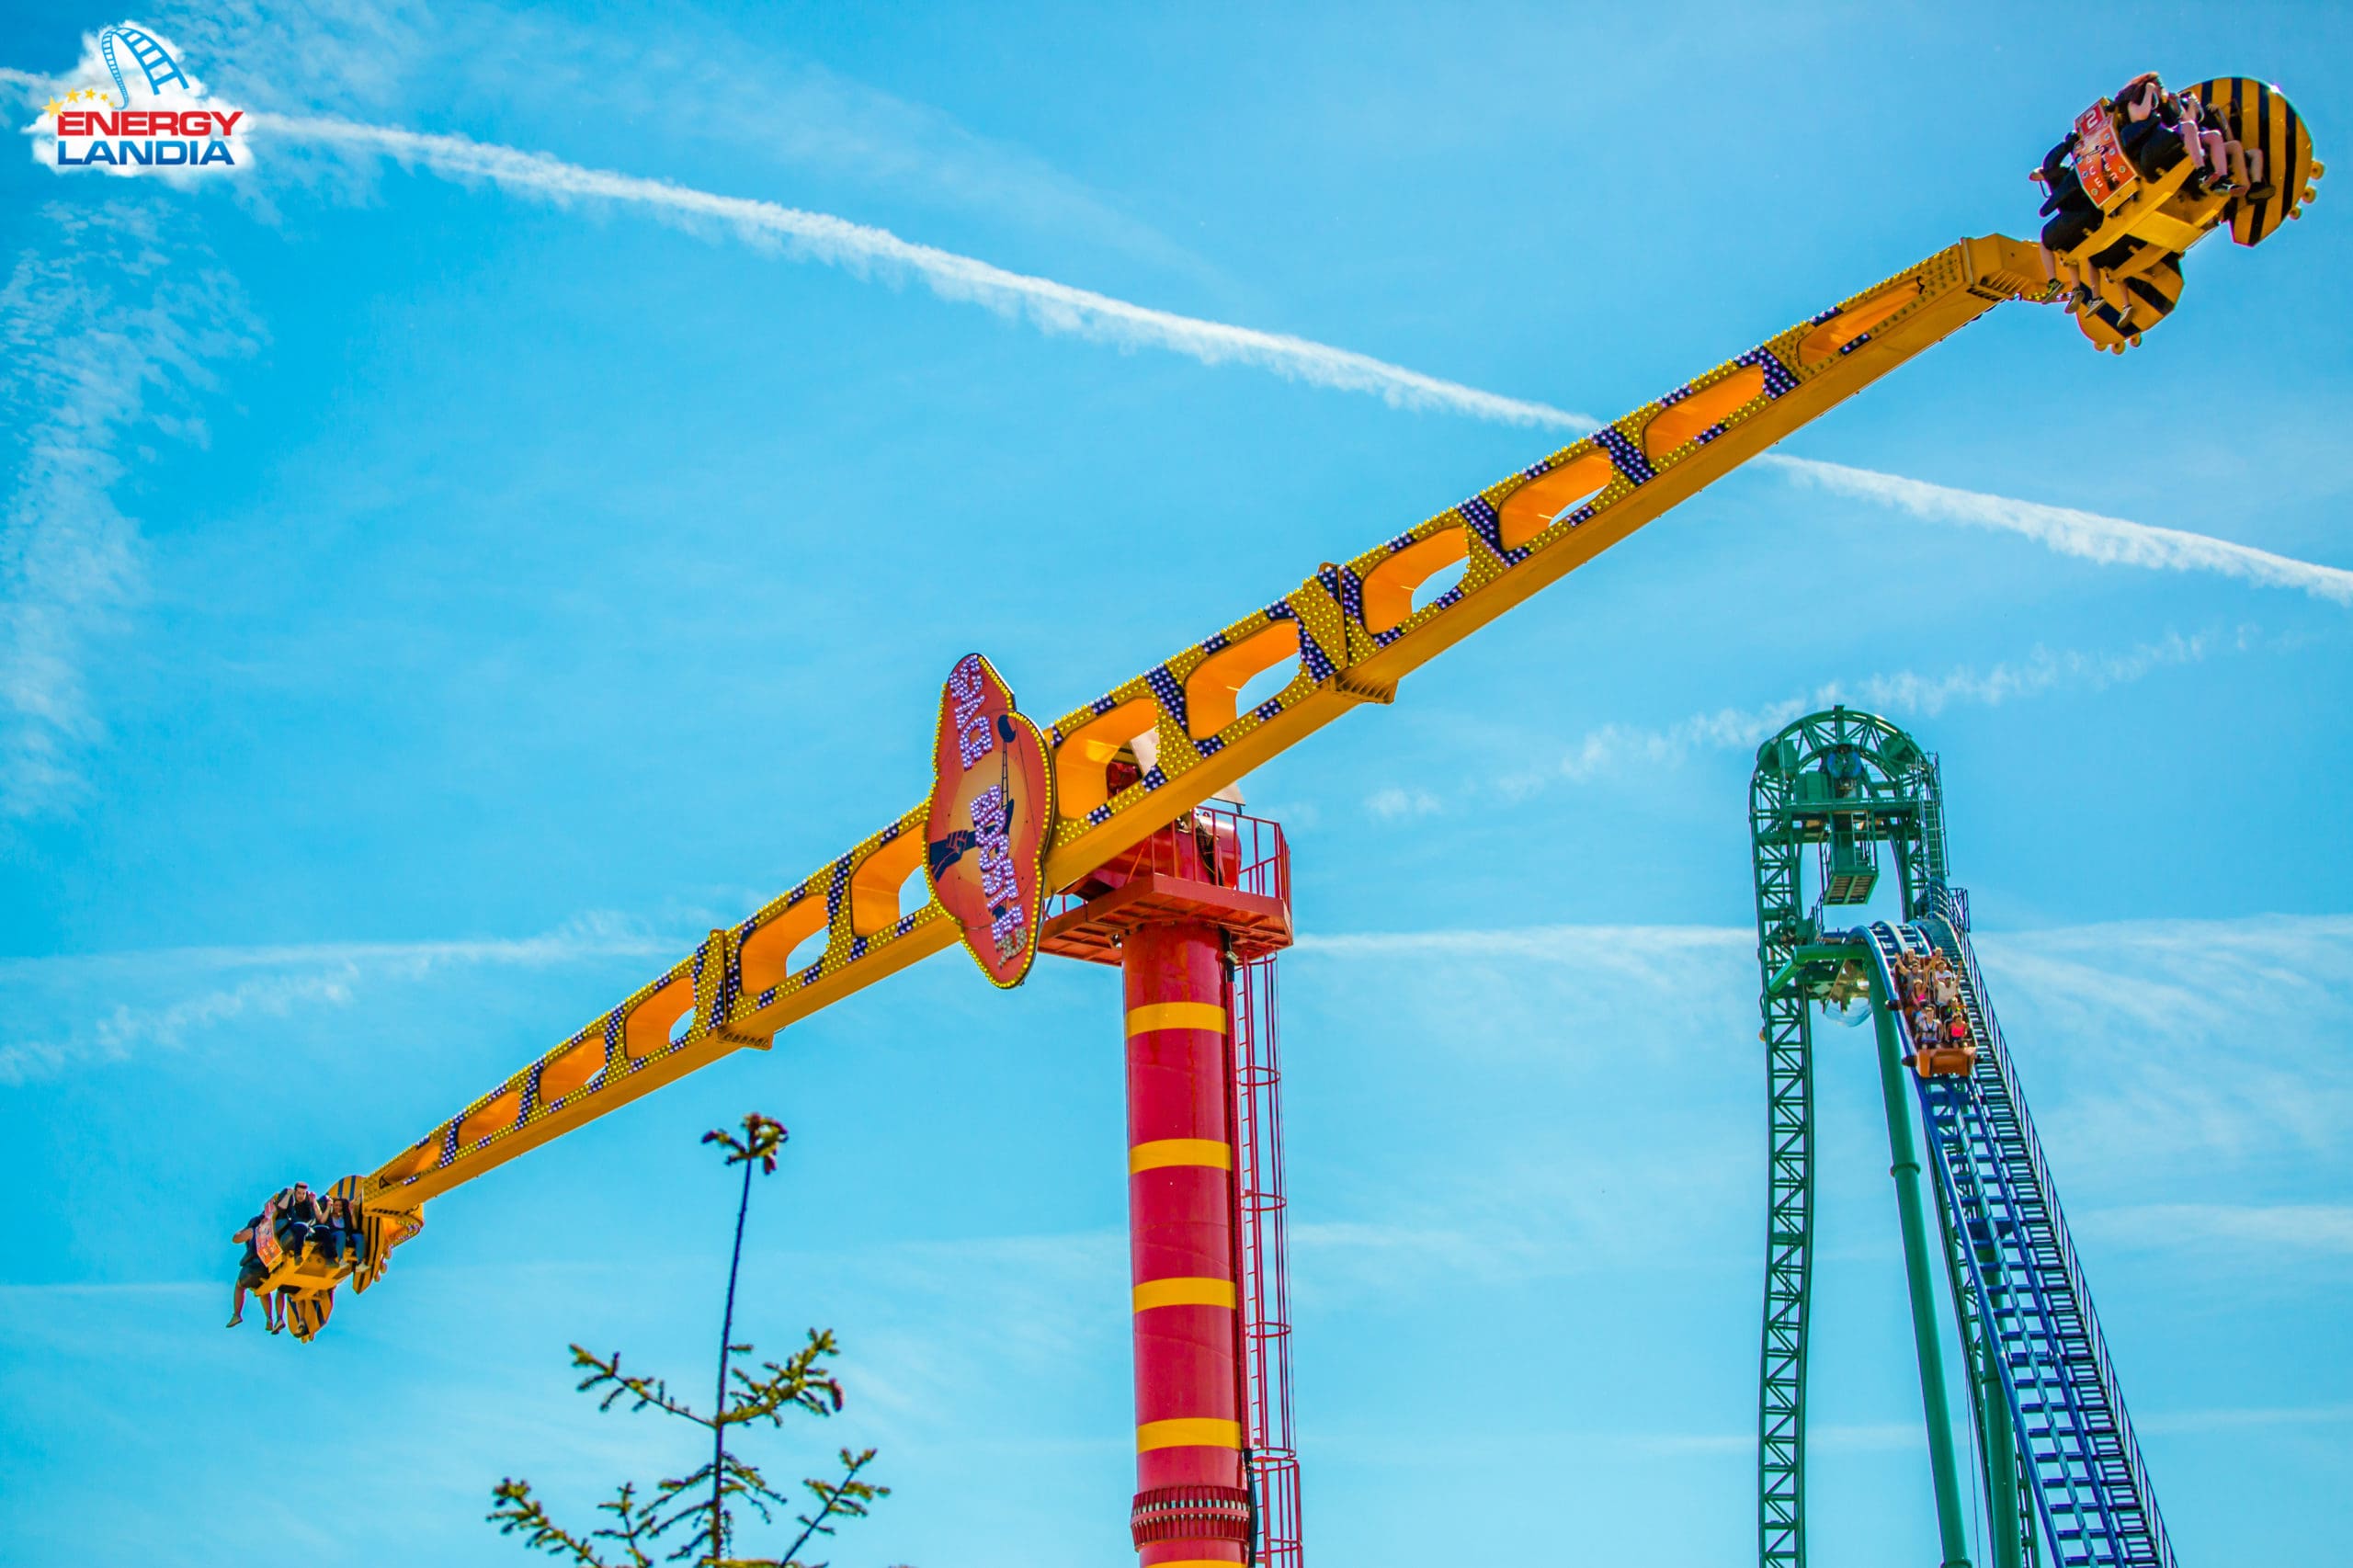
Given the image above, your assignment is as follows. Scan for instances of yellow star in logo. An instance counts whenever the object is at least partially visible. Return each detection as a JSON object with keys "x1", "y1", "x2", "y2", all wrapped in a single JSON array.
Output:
[
  {"x1": 44, "y1": 97, "x2": 60, "y2": 116},
  {"x1": 93, "y1": 92, "x2": 109, "y2": 106}
]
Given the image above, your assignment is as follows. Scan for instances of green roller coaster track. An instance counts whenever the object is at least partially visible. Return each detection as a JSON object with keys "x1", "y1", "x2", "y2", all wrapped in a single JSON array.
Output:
[{"x1": 1749, "y1": 709, "x2": 2038, "y2": 1568}]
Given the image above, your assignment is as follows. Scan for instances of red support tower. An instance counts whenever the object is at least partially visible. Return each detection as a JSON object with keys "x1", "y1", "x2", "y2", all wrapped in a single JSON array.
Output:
[{"x1": 1041, "y1": 801, "x2": 1301, "y2": 1566}]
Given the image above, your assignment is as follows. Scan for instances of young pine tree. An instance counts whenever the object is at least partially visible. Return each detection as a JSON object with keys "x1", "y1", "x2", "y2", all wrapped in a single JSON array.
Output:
[{"x1": 489, "y1": 1114, "x2": 904, "y2": 1568}]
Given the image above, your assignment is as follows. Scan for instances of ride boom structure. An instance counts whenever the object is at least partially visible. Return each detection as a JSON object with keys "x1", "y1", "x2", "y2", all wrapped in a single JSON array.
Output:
[
  {"x1": 250, "y1": 76, "x2": 2316, "y2": 1568},
  {"x1": 307, "y1": 231, "x2": 2059, "y2": 1290}
]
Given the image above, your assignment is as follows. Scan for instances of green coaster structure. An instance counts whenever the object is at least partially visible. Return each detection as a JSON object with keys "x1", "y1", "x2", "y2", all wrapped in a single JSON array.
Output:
[{"x1": 1751, "y1": 709, "x2": 2172, "y2": 1568}]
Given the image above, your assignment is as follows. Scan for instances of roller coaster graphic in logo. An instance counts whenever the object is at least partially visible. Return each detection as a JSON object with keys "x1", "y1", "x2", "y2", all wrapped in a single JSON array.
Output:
[{"x1": 26, "y1": 23, "x2": 248, "y2": 176}]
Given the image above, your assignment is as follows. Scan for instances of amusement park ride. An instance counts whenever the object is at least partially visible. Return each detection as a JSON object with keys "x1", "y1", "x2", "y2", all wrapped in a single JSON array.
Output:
[{"x1": 246, "y1": 81, "x2": 2319, "y2": 1568}]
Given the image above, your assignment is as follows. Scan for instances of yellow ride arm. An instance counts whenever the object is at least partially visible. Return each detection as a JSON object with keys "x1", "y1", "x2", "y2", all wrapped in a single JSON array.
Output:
[{"x1": 340, "y1": 233, "x2": 2055, "y2": 1250}]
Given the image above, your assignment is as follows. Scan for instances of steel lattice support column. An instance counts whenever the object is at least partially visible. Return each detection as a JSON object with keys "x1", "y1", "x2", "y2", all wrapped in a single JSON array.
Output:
[
  {"x1": 1123, "y1": 919, "x2": 1253, "y2": 1565},
  {"x1": 1752, "y1": 802, "x2": 1813, "y2": 1568}
]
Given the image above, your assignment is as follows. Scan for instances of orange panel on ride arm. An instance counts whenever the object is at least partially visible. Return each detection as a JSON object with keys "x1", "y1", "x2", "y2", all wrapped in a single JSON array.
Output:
[
  {"x1": 1645, "y1": 364, "x2": 1768, "y2": 455},
  {"x1": 1497, "y1": 450, "x2": 1614, "y2": 550},
  {"x1": 850, "y1": 831, "x2": 927, "y2": 936},
  {"x1": 1057, "y1": 699, "x2": 1164, "y2": 819},
  {"x1": 1181, "y1": 623, "x2": 1299, "y2": 740},
  {"x1": 1359, "y1": 528, "x2": 1468, "y2": 634}
]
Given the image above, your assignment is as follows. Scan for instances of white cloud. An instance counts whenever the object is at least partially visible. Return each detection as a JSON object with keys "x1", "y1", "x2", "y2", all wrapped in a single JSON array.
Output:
[
  {"x1": 9, "y1": 46, "x2": 2352, "y2": 618},
  {"x1": 245, "y1": 113, "x2": 1589, "y2": 430},
  {"x1": 2132, "y1": 1402, "x2": 2353, "y2": 1435},
  {"x1": 1301, "y1": 912, "x2": 2353, "y2": 1171},
  {"x1": 1483, "y1": 629, "x2": 2238, "y2": 803},
  {"x1": 1767, "y1": 454, "x2": 2353, "y2": 607},
  {"x1": 2079, "y1": 1203, "x2": 2353, "y2": 1256},
  {"x1": 1968, "y1": 915, "x2": 2353, "y2": 1165},
  {"x1": 231, "y1": 113, "x2": 2353, "y2": 604},
  {"x1": 1298, "y1": 921, "x2": 1747, "y2": 964},
  {"x1": 1364, "y1": 784, "x2": 1444, "y2": 820},
  {"x1": 0, "y1": 199, "x2": 256, "y2": 817},
  {"x1": 0, "y1": 911, "x2": 674, "y2": 1083}
]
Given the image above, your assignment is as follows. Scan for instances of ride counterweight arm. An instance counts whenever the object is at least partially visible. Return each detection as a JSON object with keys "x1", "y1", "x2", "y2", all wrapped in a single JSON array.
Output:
[{"x1": 343, "y1": 233, "x2": 2054, "y2": 1252}]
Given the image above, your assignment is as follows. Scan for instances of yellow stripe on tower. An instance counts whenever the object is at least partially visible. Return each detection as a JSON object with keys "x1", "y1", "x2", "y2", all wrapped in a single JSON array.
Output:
[
  {"x1": 1125, "y1": 1001, "x2": 1227, "y2": 1036},
  {"x1": 1132, "y1": 1276, "x2": 1237, "y2": 1312},
  {"x1": 1136, "y1": 1417, "x2": 1243, "y2": 1452},
  {"x1": 1129, "y1": 1138, "x2": 1232, "y2": 1174}
]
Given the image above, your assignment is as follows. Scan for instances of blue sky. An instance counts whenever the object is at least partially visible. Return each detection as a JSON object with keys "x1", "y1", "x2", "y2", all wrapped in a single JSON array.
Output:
[{"x1": 3, "y1": 4, "x2": 2349, "y2": 1564}]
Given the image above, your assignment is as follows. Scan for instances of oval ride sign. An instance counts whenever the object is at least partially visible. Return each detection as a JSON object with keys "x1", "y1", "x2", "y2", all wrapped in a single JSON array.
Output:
[{"x1": 924, "y1": 653, "x2": 1054, "y2": 987}]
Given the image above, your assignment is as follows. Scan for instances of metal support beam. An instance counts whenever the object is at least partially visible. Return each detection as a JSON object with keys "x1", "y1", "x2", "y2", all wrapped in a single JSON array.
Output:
[{"x1": 1871, "y1": 983, "x2": 1973, "y2": 1568}]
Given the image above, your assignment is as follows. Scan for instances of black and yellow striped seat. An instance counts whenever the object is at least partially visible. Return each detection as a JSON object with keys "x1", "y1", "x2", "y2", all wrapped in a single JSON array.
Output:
[{"x1": 2060, "y1": 77, "x2": 2321, "y2": 351}]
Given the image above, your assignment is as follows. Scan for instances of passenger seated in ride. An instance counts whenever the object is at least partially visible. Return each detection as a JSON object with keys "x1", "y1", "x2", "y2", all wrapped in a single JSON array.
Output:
[
  {"x1": 2174, "y1": 91, "x2": 2234, "y2": 193},
  {"x1": 2033, "y1": 133, "x2": 2107, "y2": 296},
  {"x1": 275, "y1": 1181, "x2": 331, "y2": 1262},
  {"x1": 228, "y1": 1214, "x2": 267, "y2": 1328},
  {"x1": 2181, "y1": 90, "x2": 2274, "y2": 201},
  {"x1": 323, "y1": 1194, "x2": 364, "y2": 1270},
  {"x1": 2113, "y1": 74, "x2": 2200, "y2": 190}
]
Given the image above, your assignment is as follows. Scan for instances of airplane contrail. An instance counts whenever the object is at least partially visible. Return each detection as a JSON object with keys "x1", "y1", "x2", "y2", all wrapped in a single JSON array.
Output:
[
  {"x1": 9, "y1": 67, "x2": 2345, "y2": 607},
  {"x1": 255, "y1": 113, "x2": 1595, "y2": 433},
  {"x1": 250, "y1": 115, "x2": 2350, "y2": 608},
  {"x1": 1766, "y1": 455, "x2": 2353, "y2": 607}
]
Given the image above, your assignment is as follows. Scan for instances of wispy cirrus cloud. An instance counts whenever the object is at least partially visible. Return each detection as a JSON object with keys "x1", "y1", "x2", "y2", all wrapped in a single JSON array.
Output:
[
  {"x1": 1369, "y1": 628, "x2": 2246, "y2": 816},
  {"x1": 247, "y1": 113, "x2": 1588, "y2": 430},
  {"x1": 1767, "y1": 454, "x2": 2353, "y2": 606},
  {"x1": 1522, "y1": 628, "x2": 2235, "y2": 792},
  {"x1": 223, "y1": 115, "x2": 2353, "y2": 608},
  {"x1": 1300, "y1": 912, "x2": 2353, "y2": 1170},
  {"x1": 2079, "y1": 1203, "x2": 2353, "y2": 1256},
  {"x1": 10, "y1": 51, "x2": 2350, "y2": 600},
  {"x1": 5, "y1": 48, "x2": 2345, "y2": 824},
  {"x1": 1970, "y1": 914, "x2": 2353, "y2": 1166},
  {"x1": 0, "y1": 911, "x2": 673, "y2": 1084},
  {"x1": 1297, "y1": 921, "x2": 1747, "y2": 964},
  {"x1": 0, "y1": 199, "x2": 256, "y2": 818},
  {"x1": 1621, "y1": 1403, "x2": 2353, "y2": 1458}
]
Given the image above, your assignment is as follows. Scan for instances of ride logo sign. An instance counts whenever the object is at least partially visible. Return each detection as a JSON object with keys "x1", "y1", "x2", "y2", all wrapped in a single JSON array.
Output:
[
  {"x1": 924, "y1": 653, "x2": 1054, "y2": 988},
  {"x1": 24, "y1": 23, "x2": 250, "y2": 176}
]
